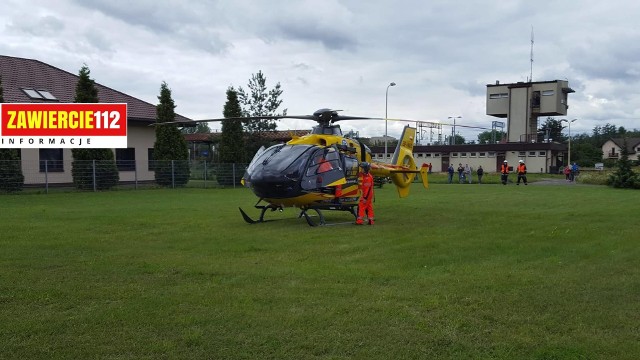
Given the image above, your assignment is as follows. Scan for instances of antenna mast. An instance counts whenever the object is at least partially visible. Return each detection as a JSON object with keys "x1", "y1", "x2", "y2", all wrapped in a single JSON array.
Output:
[{"x1": 529, "y1": 26, "x2": 534, "y2": 82}]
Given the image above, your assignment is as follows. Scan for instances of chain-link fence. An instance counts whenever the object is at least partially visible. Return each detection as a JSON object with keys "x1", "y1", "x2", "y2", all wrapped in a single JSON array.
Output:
[{"x1": 0, "y1": 160, "x2": 249, "y2": 194}]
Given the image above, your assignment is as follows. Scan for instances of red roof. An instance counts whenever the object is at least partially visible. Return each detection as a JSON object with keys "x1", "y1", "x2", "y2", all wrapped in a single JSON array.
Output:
[{"x1": 0, "y1": 55, "x2": 190, "y2": 123}]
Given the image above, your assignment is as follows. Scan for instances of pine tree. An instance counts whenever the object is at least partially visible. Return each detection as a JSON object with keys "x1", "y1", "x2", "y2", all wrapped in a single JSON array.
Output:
[
  {"x1": 71, "y1": 65, "x2": 119, "y2": 190},
  {"x1": 237, "y1": 71, "x2": 287, "y2": 162},
  {"x1": 153, "y1": 82, "x2": 190, "y2": 187},
  {"x1": 607, "y1": 136, "x2": 640, "y2": 189},
  {"x1": 216, "y1": 87, "x2": 246, "y2": 185},
  {"x1": 0, "y1": 75, "x2": 25, "y2": 192}
]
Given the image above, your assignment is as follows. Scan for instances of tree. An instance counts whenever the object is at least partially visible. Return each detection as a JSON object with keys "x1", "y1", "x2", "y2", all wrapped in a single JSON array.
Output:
[
  {"x1": 537, "y1": 117, "x2": 565, "y2": 143},
  {"x1": 70, "y1": 65, "x2": 119, "y2": 190},
  {"x1": 477, "y1": 130, "x2": 506, "y2": 144},
  {"x1": 215, "y1": 87, "x2": 246, "y2": 185},
  {"x1": 0, "y1": 75, "x2": 25, "y2": 192},
  {"x1": 218, "y1": 87, "x2": 245, "y2": 163},
  {"x1": 153, "y1": 82, "x2": 190, "y2": 187},
  {"x1": 237, "y1": 71, "x2": 287, "y2": 161},
  {"x1": 181, "y1": 122, "x2": 211, "y2": 135},
  {"x1": 607, "y1": 136, "x2": 640, "y2": 189}
]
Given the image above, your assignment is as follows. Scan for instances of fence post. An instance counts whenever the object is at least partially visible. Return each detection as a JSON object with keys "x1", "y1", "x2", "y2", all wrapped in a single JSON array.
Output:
[
  {"x1": 171, "y1": 160, "x2": 175, "y2": 189},
  {"x1": 232, "y1": 163, "x2": 236, "y2": 189},
  {"x1": 92, "y1": 160, "x2": 97, "y2": 192},
  {"x1": 135, "y1": 161, "x2": 138, "y2": 190},
  {"x1": 44, "y1": 160, "x2": 49, "y2": 194},
  {"x1": 204, "y1": 161, "x2": 207, "y2": 189}
]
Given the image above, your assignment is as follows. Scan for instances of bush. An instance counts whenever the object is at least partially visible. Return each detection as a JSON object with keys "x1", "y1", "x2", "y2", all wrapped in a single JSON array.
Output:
[
  {"x1": 71, "y1": 149, "x2": 119, "y2": 190},
  {"x1": 0, "y1": 150, "x2": 24, "y2": 192}
]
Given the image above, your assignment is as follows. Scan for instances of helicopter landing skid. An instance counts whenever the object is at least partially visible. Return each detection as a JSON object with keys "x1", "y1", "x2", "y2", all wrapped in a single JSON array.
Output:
[
  {"x1": 239, "y1": 205, "x2": 282, "y2": 224},
  {"x1": 299, "y1": 205, "x2": 358, "y2": 227}
]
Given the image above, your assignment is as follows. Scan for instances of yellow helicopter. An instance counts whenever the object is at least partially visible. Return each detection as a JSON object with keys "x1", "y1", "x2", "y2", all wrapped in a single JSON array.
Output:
[{"x1": 169, "y1": 108, "x2": 429, "y2": 226}]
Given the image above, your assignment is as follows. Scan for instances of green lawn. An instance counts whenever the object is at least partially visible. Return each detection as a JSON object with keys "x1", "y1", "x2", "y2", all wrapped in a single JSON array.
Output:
[{"x1": 1, "y1": 184, "x2": 638, "y2": 359}]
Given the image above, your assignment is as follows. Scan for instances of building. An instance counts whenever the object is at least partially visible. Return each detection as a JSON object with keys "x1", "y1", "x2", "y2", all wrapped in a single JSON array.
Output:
[
  {"x1": 370, "y1": 79, "x2": 574, "y2": 173},
  {"x1": 0, "y1": 55, "x2": 191, "y2": 185},
  {"x1": 602, "y1": 138, "x2": 640, "y2": 162}
]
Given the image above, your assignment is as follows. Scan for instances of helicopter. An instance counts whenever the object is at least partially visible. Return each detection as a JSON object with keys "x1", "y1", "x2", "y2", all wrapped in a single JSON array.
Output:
[{"x1": 162, "y1": 108, "x2": 429, "y2": 226}]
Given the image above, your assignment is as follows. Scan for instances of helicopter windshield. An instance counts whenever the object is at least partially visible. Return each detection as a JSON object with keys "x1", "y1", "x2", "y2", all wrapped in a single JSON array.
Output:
[{"x1": 245, "y1": 144, "x2": 315, "y2": 176}]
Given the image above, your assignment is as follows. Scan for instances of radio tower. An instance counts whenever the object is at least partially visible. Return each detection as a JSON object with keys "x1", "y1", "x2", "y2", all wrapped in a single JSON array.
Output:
[{"x1": 529, "y1": 26, "x2": 534, "y2": 82}]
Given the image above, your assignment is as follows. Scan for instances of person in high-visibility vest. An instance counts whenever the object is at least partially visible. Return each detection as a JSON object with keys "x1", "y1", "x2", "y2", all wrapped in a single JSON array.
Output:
[
  {"x1": 356, "y1": 162, "x2": 375, "y2": 225},
  {"x1": 500, "y1": 160, "x2": 510, "y2": 185},
  {"x1": 516, "y1": 159, "x2": 528, "y2": 185}
]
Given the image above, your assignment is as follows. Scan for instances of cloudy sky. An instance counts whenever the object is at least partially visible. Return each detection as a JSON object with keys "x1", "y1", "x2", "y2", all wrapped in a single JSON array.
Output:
[{"x1": 2, "y1": 0, "x2": 640, "y2": 142}]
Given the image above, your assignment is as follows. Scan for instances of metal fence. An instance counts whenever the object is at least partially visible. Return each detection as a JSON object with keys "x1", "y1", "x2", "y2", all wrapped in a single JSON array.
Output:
[{"x1": 0, "y1": 160, "x2": 249, "y2": 193}]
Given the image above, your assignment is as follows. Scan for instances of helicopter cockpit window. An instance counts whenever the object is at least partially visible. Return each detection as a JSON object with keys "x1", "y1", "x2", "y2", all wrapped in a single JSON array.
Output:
[
  {"x1": 305, "y1": 148, "x2": 342, "y2": 176},
  {"x1": 245, "y1": 144, "x2": 314, "y2": 176}
]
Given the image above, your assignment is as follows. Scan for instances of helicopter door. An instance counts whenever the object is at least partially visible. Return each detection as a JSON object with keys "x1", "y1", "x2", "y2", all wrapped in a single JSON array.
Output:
[{"x1": 301, "y1": 148, "x2": 345, "y2": 190}]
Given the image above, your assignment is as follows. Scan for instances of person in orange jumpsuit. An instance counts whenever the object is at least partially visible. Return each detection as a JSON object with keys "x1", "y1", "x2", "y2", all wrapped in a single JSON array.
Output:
[{"x1": 356, "y1": 162, "x2": 375, "y2": 225}]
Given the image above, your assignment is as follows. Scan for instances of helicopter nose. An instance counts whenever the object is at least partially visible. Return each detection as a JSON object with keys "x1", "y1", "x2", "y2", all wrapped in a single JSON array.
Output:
[{"x1": 249, "y1": 174, "x2": 299, "y2": 199}]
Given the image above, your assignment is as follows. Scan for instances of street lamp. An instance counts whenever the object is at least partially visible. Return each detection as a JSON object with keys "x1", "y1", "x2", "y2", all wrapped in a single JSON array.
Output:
[
  {"x1": 448, "y1": 116, "x2": 461, "y2": 145},
  {"x1": 385, "y1": 82, "x2": 396, "y2": 162},
  {"x1": 561, "y1": 118, "x2": 577, "y2": 166}
]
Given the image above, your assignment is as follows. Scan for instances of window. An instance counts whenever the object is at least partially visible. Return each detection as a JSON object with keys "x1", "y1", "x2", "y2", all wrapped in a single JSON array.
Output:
[
  {"x1": 426, "y1": 154, "x2": 432, "y2": 157},
  {"x1": 23, "y1": 88, "x2": 44, "y2": 99},
  {"x1": 37, "y1": 90, "x2": 58, "y2": 100},
  {"x1": 39, "y1": 149, "x2": 64, "y2": 172},
  {"x1": 21, "y1": 88, "x2": 58, "y2": 100},
  {"x1": 148, "y1": 148, "x2": 156, "y2": 171},
  {"x1": 518, "y1": 151, "x2": 526, "y2": 156},
  {"x1": 116, "y1": 148, "x2": 136, "y2": 171},
  {"x1": 529, "y1": 151, "x2": 536, "y2": 156},
  {"x1": 470, "y1": 152, "x2": 476, "y2": 157},
  {"x1": 417, "y1": 153, "x2": 423, "y2": 158},
  {"x1": 539, "y1": 151, "x2": 546, "y2": 156},
  {"x1": 452, "y1": 152, "x2": 458, "y2": 157},
  {"x1": 479, "y1": 152, "x2": 486, "y2": 157},
  {"x1": 488, "y1": 152, "x2": 496, "y2": 157},
  {"x1": 542, "y1": 90, "x2": 555, "y2": 96},
  {"x1": 460, "y1": 152, "x2": 467, "y2": 157},
  {"x1": 489, "y1": 93, "x2": 509, "y2": 99},
  {"x1": 434, "y1": 153, "x2": 440, "y2": 158}
]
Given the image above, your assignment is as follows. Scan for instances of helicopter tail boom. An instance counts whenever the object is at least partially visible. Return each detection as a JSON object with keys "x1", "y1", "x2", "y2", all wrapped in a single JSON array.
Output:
[{"x1": 370, "y1": 126, "x2": 428, "y2": 197}]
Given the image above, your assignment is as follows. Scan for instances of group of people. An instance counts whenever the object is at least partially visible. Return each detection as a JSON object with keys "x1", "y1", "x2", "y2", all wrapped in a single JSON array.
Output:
[
  {"x1": 447, "y1": 163, "x2": 485, "y2": 184},
  {"x1": 500, "y1": 159, "x2": 528, "y2": 185},
  {"x1": 563, "y1": 162, "x2": 580, "y2": 182},
  {"x1": 353, "y1": 158, "x2": 538, "y2": 226}
]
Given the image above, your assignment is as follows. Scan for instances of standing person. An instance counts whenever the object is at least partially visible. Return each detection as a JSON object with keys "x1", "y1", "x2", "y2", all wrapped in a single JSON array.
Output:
[
  {"x1": 464, "y1": 164, "x2": 472, "y2": 184},
  {"x1": 447, "y1": 164, "x2": 454, "y2": 184},
  {"x1": 428, "y1": 163, "x2": 432, "y2": 174},
  {"x1": 355, "y1": 162, "x2": 375, "y2": 225},
  {"x1": 516, "y1": 159, "x2": 528, "y2": 185},
  {"x1": 563, "y1": 165, "x2": 571, "y2": 181},
  {"x1": 500, "y1": 160, "x2": 510, "y2": 185},
  {"x1": 477, "y1": 165, "x2": 484, "y2": 184},
  {"x1": 571, "y1": 162, "x2": 579, "y2": 182},
  {"x1": 457, "y1": 163, "x2": 465, "y2": 183}
]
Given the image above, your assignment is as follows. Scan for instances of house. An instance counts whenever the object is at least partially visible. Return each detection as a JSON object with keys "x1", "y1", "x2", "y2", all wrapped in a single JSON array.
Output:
[
  {"x1": 602, "y1": 138, "x2": 640, "y2": 161},
  {"x1": 0, "y1": 55, "x2": 191, "y2": 185}
]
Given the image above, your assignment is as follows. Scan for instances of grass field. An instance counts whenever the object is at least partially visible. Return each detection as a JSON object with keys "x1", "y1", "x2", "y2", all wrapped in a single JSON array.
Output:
[{"x1": 1, "y1": 183, "x2": 639, "y2": 359}]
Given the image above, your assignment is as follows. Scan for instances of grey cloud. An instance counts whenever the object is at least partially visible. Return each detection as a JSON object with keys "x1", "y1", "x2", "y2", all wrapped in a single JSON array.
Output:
[{"x1": 6, "y1": 15, "x2": 65, "y2": 36}]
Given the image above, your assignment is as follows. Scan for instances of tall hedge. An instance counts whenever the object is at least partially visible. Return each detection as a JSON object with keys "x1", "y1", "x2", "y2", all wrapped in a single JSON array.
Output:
[
  {"x1": 0, "y1": 75, "x2": 24, "y2": 192},
  {"x1": 153, "y1": 82, "x2": 189, "y2": 187},
  {"x1": 71, "y1": 65, "x2": 119, "y2": 190}
]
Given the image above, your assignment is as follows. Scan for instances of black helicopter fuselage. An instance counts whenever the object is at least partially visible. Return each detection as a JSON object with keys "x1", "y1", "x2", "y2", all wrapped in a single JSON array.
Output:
[{"x1": 242, "y1": 141, "x2": 361, "y2": 207}]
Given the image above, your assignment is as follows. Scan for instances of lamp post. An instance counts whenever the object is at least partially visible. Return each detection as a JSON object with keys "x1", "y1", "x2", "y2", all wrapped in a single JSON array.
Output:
[
  {"x1": 448, "y1": 116, "x2": 461, "y2": 145},
  {"x1": 561, "y1": 118, "x2": 577, "y2": 166},
  {"x1": 384, "y1": 82, "x2": 396, "y2": 162}
]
